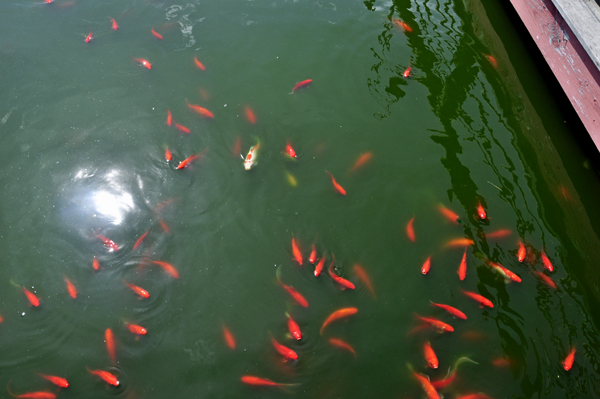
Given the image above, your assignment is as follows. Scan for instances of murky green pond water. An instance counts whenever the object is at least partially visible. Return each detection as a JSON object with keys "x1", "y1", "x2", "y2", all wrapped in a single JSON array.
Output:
[{"x1": 1, "y1": 0, "x2": 600, "y2": 398}]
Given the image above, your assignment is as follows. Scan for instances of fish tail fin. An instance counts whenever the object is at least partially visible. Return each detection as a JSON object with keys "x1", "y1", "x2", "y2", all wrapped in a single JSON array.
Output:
[
  {"x1": 276, "y1": 266, "x2": 283, "y2": 285},
  {"x1": 278, "y1": 382, "x2": 300, "y2": 392},
  {"x1": 455, "y1": 356, "x2": 479, "y2": 367},
  {"x1": 9, "y1": 279, "x2": 20, "y2": 288},
  {"x1": 7, "y1": 380, "x2": 17, "y2": 398}
]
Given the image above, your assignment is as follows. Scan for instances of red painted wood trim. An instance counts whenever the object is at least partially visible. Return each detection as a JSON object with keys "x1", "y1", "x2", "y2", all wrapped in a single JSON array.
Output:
[{"x1": 510, "y1": 0, "x2": 600, "y2": 149}]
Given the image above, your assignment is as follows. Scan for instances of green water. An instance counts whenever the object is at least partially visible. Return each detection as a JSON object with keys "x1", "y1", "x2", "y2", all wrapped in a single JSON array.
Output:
[{"x1": 1, "y1": 0, "x2": 600, "y2": 398}]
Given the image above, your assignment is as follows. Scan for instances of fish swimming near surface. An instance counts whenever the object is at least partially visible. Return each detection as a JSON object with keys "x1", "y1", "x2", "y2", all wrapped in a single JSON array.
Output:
[
  {"x1": 320, "y1": 307, "x2": 358, "y2": 335},
  {"x1": 243, "y1": 139, "x2": 261, "y2": 170},
  {"x1": 87, "y1": 368, "x2": 119, "y2": 386},
  {"x1": 85, "y1": 32, "x2": 93, "y2": 43},
  {"x1": 406, "y1": 217, "x2": 415, "y2": 242},
  {"x1": 133, "y1": 58, "x2": 152, "y2": 69},
  {"x1": 291, "y1": 79, "x2": 312, "y2": 93},
  {"x1": 37, "y1": 374, "x2": 69, "y2": 388},
  {"x1": 194, "y1": 55, "x2": 205, "y2": 70}
]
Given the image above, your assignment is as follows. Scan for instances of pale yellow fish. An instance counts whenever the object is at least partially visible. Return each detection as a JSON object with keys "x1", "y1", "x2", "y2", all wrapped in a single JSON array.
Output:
[{"x1": 285, "y1": 170, "x2": 297, "y2": 187}]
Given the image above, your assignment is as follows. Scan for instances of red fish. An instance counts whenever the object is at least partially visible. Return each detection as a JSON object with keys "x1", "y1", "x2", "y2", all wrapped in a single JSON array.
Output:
[
  {"x1": 271, "y1": 336, "x2": 298, "y2": 361},
  {"x1": 85, "y1": 32, "x2": 93, "y2": 43},
  {"x1": 430, "y1": 301, "x2": 467, "y2": 320},
  {"x1": 64, "y1": 277, "x2": 77, "y2": 299},
  {"x1": 45, "y1": 0, "x2": 53, "y2": 3},
  {"x1": 485, "y1": 54, "x2": 498, "y2": 68},
  {"x1": 489, "y1": 261, "x2": 521, "y2": 283},
  {"x1": 175, "y1": 123, "x2": 190, "y2": 133},
  {"x1": 328, "y1": 338, "x2": 356, "y2": 357},
  {"x1": 541, "y1": 251, "x2": 554, "y2": 272},
  {"x1": 517, "y1": 241, "x2": 526, "y2": 262},
  {"x1": 240, "y1": 376, "x2": 296, "y2": 389},
  {"x1": 284, "y1": 142, "x2": 297, "y2": 159},
  {"x1": 292, "y1": 79, "x2": 312, "y2": 92},
  {"x1": 431, "y1": 357, "x2": 478, "y2": 389},
  {"x1": 163, "y1": 148, "x2": 172, "y2": 163},
  {"x1": 349, "y1": 152, "x2": 373, "y2": 172},
  {"x1": 187, "y1": 102, "x2": 214, "y2": 118},
  {"x1": 133, "y1": 229, "x2": 150, "y2": 250},
  {"x1": 7, "y1": 387, "x2": 56, "y2": 399},
  {"x1": 458, "y1": 248, "x2": 467, "y2": 281},
  {"x1": 320, "y1": 307, "x2": 358, "y2": 335},
  {"x1": 325, "y1": 171, "x2": 346, "y2": 195},
  {"x1": 445, "y1": 238, "x2": 474, "y2": 248},
  {"x1": 563, "y1": 347, "x2": 576, "y2": 371},
  {"x1": 166, "y1": 108, "x2": 172, "y2": 126},
  {"x1": 477, "y1": 202, "x2": 486, "y2": 219},
  {"x1": 22, "y1": 287, "x2": 40, "y2": 307},
  {"x1": 37, "y1": 374, "x2": 68, "y2": 388},
  {"x1": 286, "y1": 312, "x2": 301, "y2": 340},
  {"x1": 314, "y1": 255, "x2": 325, "y2": 277},
  {"x1": 151, "y1": 260, "x2": 180, "y2": 278},
  {"x1": 424, "y1": 341, "x2": 438, "y2": 368},
  {"x1": 403, "y1": 66, "x2": 412, "y2": 78},
  {"x1": 393, "y1": 19, "x2": 412, "y2": 32},
  {"x1": 308, "y1": 244, "x2": 317, "y2": 264},
  {"x1": 533, "y1": 271, "x2": 557, "y2": 289},
  {"x1": 133, "y1": 58, "x2": 151, "y2": 69},
  {"x1": 87, "y1": 368, "x2": 119, "y2": 386},
  {"x1": 194, "y1": 55, "x2": 205, "y2": 70},
  {"x1": 232, "y1": 136, "x2": 242, "y2": 156},
  {"x1": 177, "y1": 153, "x2": 201, "y2": 170},
  {"x1": 110, "y1": 18, "x2": 118, "y2": 31},
  {"x1": 276, "y1": 269, "x2": 308, "y2": 308},
  {"x1": 92, "y1": 256, "x2": 100, "y2": 271},
  {"x1": 462, "y1": 290, "x2": 493, "y2": 308},
  {"x1": 105, "y1": 328, "x2": 116, "y2": 364},
  {"x1": 486, "y1": 229, "x2": 512, "y2": 239},
  {"x1": 412, "y1": 370, "x2": 440, "y2": 399},
  {"x1": 438, "y1": 205, "x2": 460, "y2": 224},
  {"x1": 353, "y1": 264, "x2": 375, "y2": 297},
  {"x1": 406, "y1": 217, "x2": 415, "y2": 242},
  {"x1": 421, "y1": 256, "x2": 431, "y2": 275},
  {"x1": 125, "y1": 323, "x2": 147, "y2": 335},
  {"x1": 492, "y1": 357, "x2": 511, "y2": 367},
  {"x1": 328, "y1": 256, "x2": 355, "y2": 290},
  {"x1": 244, "y1": 106, "x2": 256, "y2": 124},
  {"x1": 151, "y1": 27, "x2": 163, "y2": 40},
  {"x1": 96, "y1": 234, "x2": 119, "y2": 251},
  {"x1": 122, "y1": 280, "x2": 150, "y2": 298},
  {"x1": 415, "y1": 314, "x2": 454, "y2": 333},
  {"x1": 222, "y1": 325, "x2": 236, "y2": 349},
  {"x1": 291, "y1": 236, "x2": 303, "y2": 265},
  {"x1": 158, "y1": 218, "x2": 169, "y2": 233}
]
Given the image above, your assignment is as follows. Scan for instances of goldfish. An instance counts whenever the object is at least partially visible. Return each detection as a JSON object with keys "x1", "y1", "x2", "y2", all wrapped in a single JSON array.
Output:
[
  {"x1": 488, "y1": 261, "x2": 521, "y2": 283},
  {"x1": 22, "y1": 287, "x2": 40, "y2": 307},
  {"x1": 122, "y1": 280, "x2": 150, "y2": 298},
  {"x1": 292, "y1": 79, "x2": 312, "y2": 93},
  {"x1": 177, "y1": 152, "x2": 202, "y2": 170},
  {"x1": 285, "y1": 171, "x2": 297, "y2": 187},
  {"x1": 349, "y1": 152, "x2": 372, "y2": 172},
  {"x1": 133, "y1": 229, "x2": 150, "y2": 250},
  {"x1": 430, "y1": 301, "x2": 467, "y2": 320},
  {"x1": 403, "y1": 66, "x2": 412, "y2": 78},
  {"x1": 244, "y1": 106, "x2": 256, "y2": 124},
  {"x1": 151, "y1": 27, "x2": 163, "y2": 40},
  {"x1": 328, "y1": 256, "x2": 355, "y2": 290},
  {"x1": 96, "y1": 234, "x2": 119, "y2": 251},
  {"x1": 309, "y1": 244, "x2": 317, "y2": 264},
  {"x1": 37, "y1": 374, "x2": 68, "y2": 388},
  {"x1": 486, "y1": 229, "x2": 512, "y2": 239},
  {"x1": 92, "y1": 256, "x2": 100, "y2": 271},
  {"x1": 232, "y1": 136, "x2": 242, "y2": 156},
  {"x1": 222, "y1": 325, "x2": 236, "y2": 349},
  {"x1": 415, "y1": 314, "x2": 454, "y2": 333},
  {"x1": 492, "y1": 357, "x2": 511, "y2": 367},
  {"x1": 271, "y1": 336, "x2": 298, "y2": 361},
  {"x1": 151, "y1": 260, "x2": 180, "y2": 278},
  {"x1": 85, "y1": 32, "x2": 93, "y2": 43},
  {"x1": 284, "y1": 142, "x2": 297, "y2": 159},
  {"x1": 164, "y1": 148, "x2": 172, "y2": 162},
  {"x1": 320, "y1": 307, "x2": 358, "y2": 335},
  {"x1": 45, "y1": 0, "x2": 53, "y2": 3},
  {"x1": 276, "y1": 268, "x2": 308, "y2": 307},
  {"x1": 126, "y1": 323, "x2": 147, "y2": 335},
  {"x1": 541, "y1": 251, "x2": 554, "y2": 272},
  {"x1": 563, "y1": 347, "x2": 576, "y2": 371},
  {"x1": 424, "y1": 341, "x2": 438, "y2": 368},
  {"x1": 187, "y1": 102, "x2": 214, "y2": 118},
  {"x1": 517, "y1": 241, "x2": 526, "y2": 262},
  {"x1": 438, "y1": 205, "x2": 460, "y2": 224},
  {"x1": 485, "y1": 54, "x2": 498, "y2": 68},
  {"x1": 194, "y1": 55, "x2": 205, "y2": 70},
  {"x1": 243, "y1": 139, "x2": 260, "y2": 170},
  {"x1": 105, "y1": 328, "x2": 116, "y2": 364},
  {"x1": 458, "y1": 248, "x2": 467, "y2": 281},
  {"x1": 406, "y1": 217, "x2": 415, "y2": 242},
  {"x1": 353, "y1": 264, "x2": 375, "y2": 298},
  {"x1": 64, "y1": 276, "x2": 77, "y2": 299},
  {"x1": 158, "y1": 218, "x2": 169, "y2": 233},
  {"x1": 240, "y1": 376, "x2": 297, "y2": 389},
  {"x1": 286, "y1": 312, "x2": 301, "y2": 340},
  {"x1": 314, "y1": 255, "x2": 325, "y2": 277},
  {"x1": 431, "y1": 357, "x2": 478, "y2": 389},
  {"x1": 133, "y1": 58, "x2": 151, "y2": 69},
  {"x1": 477, "y1": 202, "x2": 486, "y2": 219},
  {"x1": 445, "y1": 238, "x2": 474, "y2": 248},
  {"x1": 166, "y1": 108, "x2": 172, "y2": 126},
  {"x1": 462, "y1": 290, "x2": 493, "y2": 308},
  {"x1": 421, "y1": 256, "x2": 431, "y2": 275},
  {"x1": 175, "y1": 123, "x2": 190, "y2": 133},
  {"x1": 412, "y1": 370, "x2": 440, "y2": 399},
  {"x1": 533, "y1": 271, "x2": 557, "y2": 289},
  {"x1": 325, "y1": 171, "x2": 346, "y2": 195},
  {"x1": 7, "y1": 386, "x2": 56, "y2": 399},
  {"x1": 110, "y1": 18, "x2": 118, "y2": 31},
  {"x1": 328, "y1": 338, "x2": 356, "y2": 357},
  {"x1": 0, "y1": 315, "x2": 3, "y2": 323},
  {"x1": 87, "y1": 368, "x2": 119, "y2": 386},
  {"x1": 291, "y1": 236, "x2": 303, "y2": 265},
  {"x1": 393, "y1": 19, "x2": 413, "y2": 32}
]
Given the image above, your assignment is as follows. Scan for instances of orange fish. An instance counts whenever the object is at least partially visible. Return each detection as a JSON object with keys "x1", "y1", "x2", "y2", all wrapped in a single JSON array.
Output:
[
  {"x1": 286, "y1": 312, "x2": 301, "y2": 340},
  {"x1": 349, "y1": 152, "x2": 372, "y2": 172},
  {"x1": 431, "y1": 356, "x2": 477, "y2": 389},
  {"x1": 96, "y1": 234, "x2": 119, "y2": 251},
  {"x1": 320, "y1": 307, "x2": 358, "y2": 335},
  {"x1": 232, "y1": 136, "x2": 242, "y2": 156},
  {"x1": 175, "y1": 123, "x2": 190, "y2": 134},
  {"x1": 271, "y1": 336, "x2": 298, "y2": 361},
  {"x1": 187, "y1": 102, "x2": 214, "y2": 118},
  {"x1": 244, "y1": 106, "x2": 256, "y2": 124},
  {"x1": 22, "y1": 287, "x2": 40, "y2": 307},
  {"x1": 328, "y1": 338, "x2": 356, "y2": 357},
  {"x1": 291, "y1": 236, "x2": 303, "y2": 265},
  {"x1": 541, "y1": 251, "x2": 554, "y2": 272},
  {"x1": 445, "y1": 238, "x2": 474, "y2": 248},
  {"x1": 133, "y1": 229, "x2": 150, "y2": 250},
  {"x1": 328, "y1": 256, "x2": 355, "y2": 290},
  {"x1": 314, "y1": 255, "x2": 325, "y2": 277},
  {"x1": 477, "y1": 202, "x2": 486, "y2": 219},
  {"x1": 222, "y1": 325, "x2": 236, "y2": 349},
  {"x1": 308, "y1": 244, "x2": 317, "y2": 264},
  {"x1": 164, "y1": 148, "x2": 172, "y2": 162},
  {"x1": 406, "y1": 217, "x2": 415, "y2": 242},
  {"x1": 110, "y1": 18, "x2": 118, "y2": 31},
  {"x1": 177, "y1": 153, "x2": 201, "y2": 170},
  {"x1": 533, "y1": 271, "x2": 557, "y2": 289},
  {"x1": 292, "y1": 79, "x2": 312, "y2": 92},
  {"x1": 412, "y1": 370, "x2": 440, "y2": 399},
  {"x1": 6, "y1": 384, "x2": 56, "y2": 399},
  {"x1": 37, "y1": 374, "x2": 69, "y2": 388},
  {"x1": 393, "y1": 19, "x2": 412, "y2": 32},
  {"x1": 105, "y1": 328, "x2": 116, "y2": 364},
  {"x1": 403, "y1": 66, "x2": 412, "y2": 78},
  {"x1": 488, "y1": 261, "x2": 521, "y2": 283},
  {"x1": 133, "y1": 58, "x2": 151, "y2": 69},
  {"x1": 415, "y1": 314, "x2": 454, "y2": 333},
  {"x1": 492, "y1": 357, "x2": 511, "y2": 367},
  {"x1": 424, "y1": 341, "x2": 438, "y2": 368},
  {"x1": 240, "y1": 376, "x2": 296, "y2": 389},
  {"x1": 64, "y1": 276, "x2": 77, "y2": 299},
  {"x1": 563, "y1": 347, "x2": 576, "y2": 371},
  {"x1": 438, "y1": 205, "x2": 460, "y2": 224},
  {"x1": 276, "y1": 268, "x2": 308, "y2": 308},
  {"x1": 194, "y1": 55, "x2": 205, "y2": 70},
  {"x1": 85, "y1": 32, "x2": 93, "y2": 43},
  {"x1": 486, "y1": 229, "x2": 511, "y2": 239},
  {"x1": 421, "y1": 256, "x2": 431, "y2": 275},
  {"x1": 122, "y1": 280, "x2": 150, "y2": 298},
  {"x1": 485, "y1": 54, "x2": 498, "y2": 68},
  {"x1": 125, "y1": 323, "x2": 147, "y2": 335},
  {"x1": 430, "y1": 301, "x2": 467, "y2": 320},
  {"x1": 87, "y1": 368, "x2": 119, "y2": 386},
  {"x1": 458, "y1": 248, "x2": 467, "y2": 281},
  {"x1": 284, "y1": 142, "x2": 297, "y2": 159},
  {"x1": 158, "y1": 218, "x2": 169, "y2": 233},
  {"x1": 517, "y1": 241, "x2": 526, "y2": 262},
  {"x1": 325, "y1": 171, "x2": 346, "y2": 195},
  {"x1": 92, "y1": 256, "x2": 100, "y2": 271},
  {"x1": 166, "y1": 108, "x2": 172, "y2": 126},
  {"x1": 353, "y1": 264, "x2": 375, "y2": 297},
  {"x1": 462, "y1": 290, "x2": 493, "y2": 308},
  {"x1": 151, "y1": 260, "x2": 180, "y2": 278},
  {"x1": 151, "y1": 27, "x2": 163, "y2": 40}
]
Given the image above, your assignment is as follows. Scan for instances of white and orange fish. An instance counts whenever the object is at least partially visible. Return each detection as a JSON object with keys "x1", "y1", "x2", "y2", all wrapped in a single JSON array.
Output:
[{"x1": 243, "y1": 138, "x2": 261, "y2": 170}]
